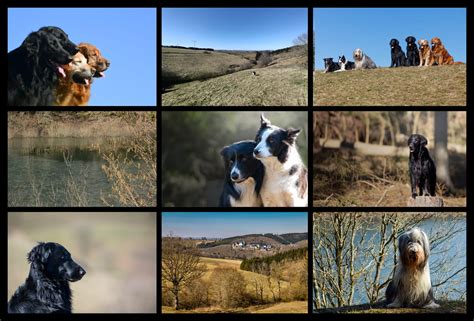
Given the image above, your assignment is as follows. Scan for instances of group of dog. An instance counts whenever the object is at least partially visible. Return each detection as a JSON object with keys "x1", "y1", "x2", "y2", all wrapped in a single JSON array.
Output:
[
  {"x1": 219, "y1": 114, "x2": 308, "y2": 207},
  {"x1": 8, "y1": 26, "x2": 110, "y2": 106},
  {"x1": 323, "y1": 36, "x2": 461, "y2": 73}
]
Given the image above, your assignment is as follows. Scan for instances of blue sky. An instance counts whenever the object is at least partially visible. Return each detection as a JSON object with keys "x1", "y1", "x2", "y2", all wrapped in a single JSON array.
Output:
[
  {"x1": 162, "y1": 8, "x2": 307, "y2": 50},
  {"x1": 314, "y1": 8, "x2": 466, "y2": 69},
  {"x1": 162, "y1": 212, "x2": 307, "y2": 238},
  {"x1": 8, "y1": 8, "x2": 156, "y2": 106}
]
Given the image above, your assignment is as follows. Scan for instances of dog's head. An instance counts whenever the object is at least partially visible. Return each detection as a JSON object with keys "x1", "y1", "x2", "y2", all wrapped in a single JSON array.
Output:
[
  {"x1": 418, "y1": 39, "x2": 430, "y2": 52},
  {"x1": 431, "y1": 37, "x2": 443, "y2": 51},
  {"x1": 353, "y1": 48, "x2": 363, "y2": 61},
  {"x1": 338, "y1": 55, "x2": 346, "y2": 64},
  {"x1": 28, "y1": 242, "x2": 86, "y2": 282},
  {"x1": 63, "y1": 52, "x2": 94, "y2": 85},
  {"x1": 323, "y1": 58, "x2": 335, "y2": 68},
  {"x1": 408, "y1": 134, "x2": 428, "y2": 154},
  {"x1": 390, "y1": 39, "x2": 400, "y2": 48},
  {"x1": 220, "y1": 141, "x2": 262, "y2": 183},
  {"x1": 406, "y1": 36, "x2": 417, "y2": 47},
  {"x1": 78, "y1": 42, "x2": 110, "y2": 78},
  {"x1": 253, "y1": 114, "x2": 301, "y2": 164},
  {"x1": 399, "y1": 227, "x2": 430, "y2": 269}
]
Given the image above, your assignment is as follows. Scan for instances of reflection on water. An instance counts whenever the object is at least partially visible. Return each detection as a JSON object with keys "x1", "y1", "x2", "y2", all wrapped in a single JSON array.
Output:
[{"x1": 8, "y1": 137, "x2": 130, "y2": 207}]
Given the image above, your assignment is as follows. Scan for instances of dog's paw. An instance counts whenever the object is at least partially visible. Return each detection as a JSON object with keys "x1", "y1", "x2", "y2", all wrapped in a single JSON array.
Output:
[
  {"x1": 411, "y1": 193, "x2": 417, "y2": 199},
  {"x1": 386, "y1": 302, "x2": 400, "y2": 308},
  {"x1": 423, "y1": 301, "x2": 440, "y2": 309}
]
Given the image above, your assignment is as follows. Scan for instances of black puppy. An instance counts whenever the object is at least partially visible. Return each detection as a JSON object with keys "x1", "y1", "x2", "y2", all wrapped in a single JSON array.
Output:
[
  {"x1": 8, "y1": 26, "x2": 78, "y2": 106},
  {"x1": 390, "y1": 39, "x2": 407, "y2": 67},
  {"x1": 408, "y1": 134, "x2": 436, "y2": 198},
  {"x1": 405, "y1": 36, "x2": 420, "y2": 66},
  {"x1": 323, "y1": 58, "x2": 340, "y2": 73},
  {"x1": 219, "y1": 140, "x2": 264, "y2": 207},
  {"x1": 8, "y1": 242, "x2": 86, "y2": 313}
]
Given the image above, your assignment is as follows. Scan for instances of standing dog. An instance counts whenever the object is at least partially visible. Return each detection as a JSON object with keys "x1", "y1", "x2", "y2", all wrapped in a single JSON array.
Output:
[
  {"x1": 431, "y1": 37, "x2": 454, "y2": 65},
  {"x1": 418, "y1": 39, "x2": 433, "y2": 66},
  {"x1": 337, "y1": 55, "x2": 355, "y2": 71},
  {"x1": 323, "y1": 58, "x2": 340, "y2": 73},
  {"x1": 386, "y1": 228, "x2": 439, "y2": 308},
  {"x1": 353, "y1": 48, "x2": 377, "y2": 69},
  {"x1": 408, "y1": 134, "x2": 436, "y2": 198},
  {"x1": 405, "y1": 36, "x2": 420, "y2": 66},
  {"x1": 219, "y1": 141, "x2": 264, "y2": 207},
  {"x1": 389, "y1": 39, "x2": 407, "y2": 67},
  {"x1": 253, "y1": 114, "x2": 308, "y2": 207}
]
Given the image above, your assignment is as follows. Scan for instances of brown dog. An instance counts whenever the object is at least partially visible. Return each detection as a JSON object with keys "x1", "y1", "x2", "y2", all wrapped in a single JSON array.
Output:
[
  {"x1": 55, "y1": 43, "x2": 110, "y2": 106},
  {"x1": 418, "y1": 39, "x2": 433, "y2": 66},
  {"x1": 431, "y1": 37, "x2": 454, "y2": 65}
]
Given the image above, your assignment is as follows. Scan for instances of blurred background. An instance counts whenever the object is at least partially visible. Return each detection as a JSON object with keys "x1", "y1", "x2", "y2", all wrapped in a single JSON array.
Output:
[
  {"x1": 162, "y1": 111, "x2": 308, "y2": 207},
  {"x1": 8, "y1": 212, "x2": 157, "y2": 313}
]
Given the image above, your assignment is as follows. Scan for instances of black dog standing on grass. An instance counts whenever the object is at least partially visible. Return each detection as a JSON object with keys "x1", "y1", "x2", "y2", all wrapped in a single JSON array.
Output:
[
  {"x1": 408, "y1": 134, "x2": 436, "y2": 198},
  {"x1": 389, "y1": 38, "x2": 407, "y2": 67},
  {"x1": 405, "y1": 36, "x2": 420, "y2": 66},
  {"x1": 8, "y1": 242, "x2": 86, "y2": 313}
]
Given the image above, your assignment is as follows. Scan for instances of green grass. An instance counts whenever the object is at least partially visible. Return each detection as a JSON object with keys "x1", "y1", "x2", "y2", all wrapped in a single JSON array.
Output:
[{"x1": 314, "y1": 64, "x2": 466, "y2": 106}]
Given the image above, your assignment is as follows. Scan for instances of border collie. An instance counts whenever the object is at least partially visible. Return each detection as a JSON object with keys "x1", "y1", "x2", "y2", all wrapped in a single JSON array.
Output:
[
  {"x1": 219, "y1": 140, "x2": 264, "y2": 207},
  {"x1": 323, "y1": 58, "x2": 340, "y2": 73},
  {"x1": 337, "y1": 55, "x2": 355, "y2": 71},
  {"x1": 253, "y1": 114, "x2": 308, "y2": 207}
]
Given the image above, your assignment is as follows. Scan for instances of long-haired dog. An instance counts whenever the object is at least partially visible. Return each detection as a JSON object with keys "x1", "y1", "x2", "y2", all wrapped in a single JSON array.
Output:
[
  {"x1": 386, "y1": 228, "x2": 439, "y2": 308},
  {"x1": 219, "y1": 140, "x2": 264, "y2": 207},
  {"x1": 417, "y1": 39, "x2": 433, "y2": 66},
  {"x1": 353, "y1": 48, "x2": 377, "y2": 69},
  {"x1": 431, "y1": 37, "x2": 454, "y2": 65},
  {"x1": 253, "y1": 114, "x2": 308, "y2": 207},
  {"x1": 408, "y1": 134, "x2": 436, "y2": 198}
]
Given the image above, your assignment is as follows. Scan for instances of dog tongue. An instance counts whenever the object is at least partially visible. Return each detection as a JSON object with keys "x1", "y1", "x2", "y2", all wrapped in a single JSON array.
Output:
[
  {"x1": 85, "y1": 79, "x2": 90, "y2": 85},
  {"x1": 99, "y1": 71, "x2": 105, "y2": 77},
  {"x1": 57, "y1": 66, "x2": 66, "y2": 78}
]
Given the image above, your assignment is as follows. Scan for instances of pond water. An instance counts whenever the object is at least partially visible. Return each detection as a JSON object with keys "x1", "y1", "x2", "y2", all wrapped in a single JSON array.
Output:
[
  {"x1": 313, "y1": 216, "x2": 466, "y2": 307},
  {"x1": 8, "y1": 137, "x2": 128, "y2": 207}
]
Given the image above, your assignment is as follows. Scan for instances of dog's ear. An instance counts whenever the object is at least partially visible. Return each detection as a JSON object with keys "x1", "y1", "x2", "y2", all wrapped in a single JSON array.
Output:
[
  {"x1": 420, "y1": 230, "x2": 430, "y2": 259},
  {"x1": 418, "y1": 39, "x2": 422, "y2": 46},
  {"x1": 27, "y1": 242, "x2": 50, "y2": 270},
  {"x1": 22, "y1": 32, "x2": 41, "y2": 56},
  {"x1": 220, "y1": 146, "x2": 229, "y2": 158},
  {"x1": 285, "y1": 128, "x2": 301, "y2": 145},
  {"x1": 260, "y1": 114, "x2": 271, "y2": 127},
  {"x1": 420, "y1": 136, "x2": 428, "y2": 147}
]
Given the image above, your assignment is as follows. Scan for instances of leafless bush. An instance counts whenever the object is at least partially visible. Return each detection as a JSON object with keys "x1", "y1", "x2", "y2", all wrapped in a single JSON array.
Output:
[{"x1": 211, "y1": 267, "x2": 251, "y2": 308}]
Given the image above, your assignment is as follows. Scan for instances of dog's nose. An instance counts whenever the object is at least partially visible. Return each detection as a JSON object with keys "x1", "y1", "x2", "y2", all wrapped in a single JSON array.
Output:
[
  {"x1": 253, "y1": 149, "x2": 260, "y2": 156},
  {"x1": 231, "y1": 173, "x2": 239, "y2": 181},
  {"x1": 79, "y1": 268, "x2": 86, "y2": 277}
]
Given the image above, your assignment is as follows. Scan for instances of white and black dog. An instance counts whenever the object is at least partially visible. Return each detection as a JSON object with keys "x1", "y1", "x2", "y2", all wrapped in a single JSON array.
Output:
[
  {"x1": 219, "y1": 140, "x2": 264, "y2": 207},
  {"x1": 253, "y1": 114, "x2": 308, "y2": 207},
  {"x1": 336, "y1": 55, "x2": 355, "y2": 71},
  {"x1": 386, "y1": 227, "x2": 439, "y2": 309}
]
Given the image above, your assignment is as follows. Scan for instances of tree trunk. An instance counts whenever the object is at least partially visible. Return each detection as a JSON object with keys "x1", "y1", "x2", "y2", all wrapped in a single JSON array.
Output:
[{"x1": 434, "y1": 111, "x2": 454, "y2": 192}]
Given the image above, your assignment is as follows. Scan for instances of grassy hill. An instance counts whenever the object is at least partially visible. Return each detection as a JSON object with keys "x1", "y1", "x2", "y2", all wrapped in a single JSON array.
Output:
[
  {"x1": 162, "y1": 46, "x2": 307, "y2": 106},
  {"x1": 314, "y1": 64, "x2": 466, "y2": 106}
]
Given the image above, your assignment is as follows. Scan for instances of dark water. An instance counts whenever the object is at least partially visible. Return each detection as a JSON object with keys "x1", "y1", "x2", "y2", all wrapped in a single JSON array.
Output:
[
  {"x1": 313, "y1": 216, "x2": 466, "y2": 306},
  {"x1": 8, "y1": 137, "x2": 124, "y2": 207}
]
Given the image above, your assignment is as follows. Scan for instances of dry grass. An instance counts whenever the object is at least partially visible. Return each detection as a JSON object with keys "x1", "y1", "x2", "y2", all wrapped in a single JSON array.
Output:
[
  {"x1": 314, "y1": 64, "x2": 466, "y2": 106},
  {"x1": 162, "y1": 65, "x2": 307, "y2": 106}
]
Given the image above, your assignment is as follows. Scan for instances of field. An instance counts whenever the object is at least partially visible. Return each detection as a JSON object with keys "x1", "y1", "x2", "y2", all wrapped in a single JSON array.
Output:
[
  {"x1": 314, "y1": 64, "x2": 466, "y2": 106},
  {"x1": 162, "y1": 46, "x2": 308, "y2": 106}
]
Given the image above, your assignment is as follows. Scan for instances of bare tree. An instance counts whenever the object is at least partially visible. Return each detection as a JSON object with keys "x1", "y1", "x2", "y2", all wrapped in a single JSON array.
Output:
[{"x1": 162, "y1": 236, "x2": 207, "y2": 310}]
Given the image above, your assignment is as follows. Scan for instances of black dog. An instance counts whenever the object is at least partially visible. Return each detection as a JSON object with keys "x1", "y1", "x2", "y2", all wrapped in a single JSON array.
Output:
[
  {"x1": 390, "y1": 39, "x2": 407, "y2": 67},
  {"x1": 323, "y1": 58, "x2": 340, "y2": 73},
  {"x1": 8, "y1": 242, "x2": 86, "y2": 313},
  {"x1": 8, "y1": 26, "x2": 78, "y2": 106},
  {"x1": 405, "y1": 36, "x2": 420, "y2": 66},
  {"x1": 219, "y1": 140, "x2": 264, "y2": 207},
  {"x1": 408, "y1": 134, "x2": 436, "y2": 198}
]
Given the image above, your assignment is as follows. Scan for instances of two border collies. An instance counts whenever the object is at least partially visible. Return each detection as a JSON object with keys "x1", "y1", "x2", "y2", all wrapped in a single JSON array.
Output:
[{"x1": 220, "y1": 114, "x2": 307, "y2": 207}]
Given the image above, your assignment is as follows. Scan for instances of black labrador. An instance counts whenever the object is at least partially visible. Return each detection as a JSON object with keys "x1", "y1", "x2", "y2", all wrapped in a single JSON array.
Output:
[
  {"x1": 389, "y1": 38, "x2": 407, "y2": 67},
  {"x1": 8, "y1": 26, "x2": 78, "y2": 106},
  {"x1": 405, "y1": 36, "x2": 420, "y2": 66},
  {"x1": 408, "y1": 134, "x2": 436, "y2": 198},
  {"x1": 8, "y1": 242, "x2": 86, "y2": 313}
]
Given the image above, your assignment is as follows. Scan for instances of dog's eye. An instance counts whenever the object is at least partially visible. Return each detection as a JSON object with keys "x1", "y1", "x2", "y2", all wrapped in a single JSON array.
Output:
[{"x1": 268, "y1": 138, "x2": 274, "y2": 144}]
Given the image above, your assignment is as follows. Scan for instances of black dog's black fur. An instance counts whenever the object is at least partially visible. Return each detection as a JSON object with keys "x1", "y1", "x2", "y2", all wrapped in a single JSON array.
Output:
[
  {"x1": 8, "y1": 242, "x2": 85, "y2": 314},
  {"x1": 8, "y1": 26, "x2": 78, "y2": 106},
  {"x1": 390, "y1": 38, "x2": 407, "y2": 67},
  {"x1": 323, "y1": 58, "x2": 340, "y2": 73},
  {"x1": 405, "y1": 36, "x2": 420, "y2": 66},
  {"x1": 219, "y1": 141, "x2": 264, "y2": 207},
  {"x1": 408, "y1": 134, "x2": 436, "y2": 198}
]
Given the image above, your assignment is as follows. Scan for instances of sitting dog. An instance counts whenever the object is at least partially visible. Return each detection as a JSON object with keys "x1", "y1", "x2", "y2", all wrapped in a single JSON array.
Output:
[
  {"x1": 323, "y1": 58, "x2": 340, "y2": 73},
  {"x1": 408, "y1": 134, "x2": 436, "y2": 198},
  {"x1": 431, "y1": 37, "x2": 454, "y2": 65},
  {"x1": 418, "y1": 39, "x2": 433, "y2": 66},
  {"x1": 219, "y1": 140, "x2": 264, "y2": 207},
  {"x1": 389, "y1": 39, "x2": 407, "y2": 67},
  {"x1": 405, "y1": 36, "x2": 420, "y2": 66},
  {"x1": 386, "y1": 228, "x2": 439, "y2": 309},
  {"x1": 253, "y1": 114, "x2": 308, "y2": 207},
  {"x1": 353, "y1": 48, "x2": 377, "y2": 69},
  {"x1": 337, "y1": 55, "x2": 355, "y2": 71}
]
